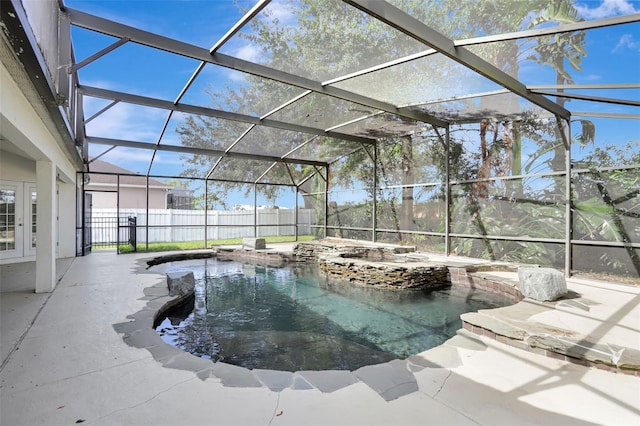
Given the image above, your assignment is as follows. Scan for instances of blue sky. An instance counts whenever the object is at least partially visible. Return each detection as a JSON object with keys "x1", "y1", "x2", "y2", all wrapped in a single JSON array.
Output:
[{"x1": 65, "y1": 0, "x2": 639, "y2": 207}]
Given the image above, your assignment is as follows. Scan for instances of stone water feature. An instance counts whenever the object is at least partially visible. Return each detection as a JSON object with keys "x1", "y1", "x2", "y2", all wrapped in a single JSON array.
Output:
[
  {"x1": 124, "y1": 239, "x2": 638, "y2": 386},
  {"x1": 293, "y1": 241, "x2": 449, "y2": 290}
]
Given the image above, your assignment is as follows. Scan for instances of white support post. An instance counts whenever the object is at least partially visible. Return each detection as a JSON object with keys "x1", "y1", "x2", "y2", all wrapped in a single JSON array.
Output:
[
  {"x1": 35, "y1": 161, "x2": 57, "y2": 293},
  {"x1": 295, "y1": 187, "x2": 299, "y2": 241},
  {"x1": 563, "y1": 118, "x2": 573, "y2": 277},
  {"x1": 324, "y1": 166, "x2": 329, "y2": 239},
  {"x1": 57, "y1": 182, "x2": 76, "y2": 257},
  {"x1": 204, "y1": 179, "x2": 208, "y2": 248},
  {"x1": 372, "y1": 142, "x2": 377, "y2": 242},
  {"x1": 253, "y1": 184, "x2": 258, "y2": 238},
  {"x1": 445, "y1": 126, "x2": 451, "y2": 256}
]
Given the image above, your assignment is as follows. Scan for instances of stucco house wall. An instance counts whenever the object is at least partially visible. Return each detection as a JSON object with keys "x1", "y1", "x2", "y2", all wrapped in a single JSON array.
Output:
[
  {"x1": 1, "y1": 0, "x2": 84, "y2": 292},
  {"x1": 84, "y1": 185, "x2": 168, "y2": 209},
  {"x1": 84, "y1": 159, "x2": 169, "y2": 209}
]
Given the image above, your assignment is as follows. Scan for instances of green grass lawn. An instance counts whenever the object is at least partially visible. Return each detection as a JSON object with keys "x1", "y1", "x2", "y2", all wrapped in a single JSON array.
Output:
[{"x1": 116, "y1": 235, "x2": 316, "y2": 253}]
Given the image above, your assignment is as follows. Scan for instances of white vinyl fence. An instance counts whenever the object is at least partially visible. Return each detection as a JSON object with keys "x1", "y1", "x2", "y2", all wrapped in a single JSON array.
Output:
[{"x1": 90, "y1": 208, "x2": 316, "y2": 244}]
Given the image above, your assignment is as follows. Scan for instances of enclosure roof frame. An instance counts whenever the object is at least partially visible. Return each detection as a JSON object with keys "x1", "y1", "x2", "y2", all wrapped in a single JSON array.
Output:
[
  {"x1": 87, "y1": 136, "x2": 328, "y2": 168},
  {"x1": 58, "y1": 0, "x2": 640, "y2": 184},
  {"x1": 66, "y1": 7, "x2": 449, "y2": 129},
  {"x1": 344, "y1": 0, "x2": 571, "y2": 120}
]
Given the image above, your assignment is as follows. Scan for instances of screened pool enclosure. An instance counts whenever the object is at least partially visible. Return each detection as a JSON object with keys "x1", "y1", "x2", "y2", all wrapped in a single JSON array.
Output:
[{"x1": 58, "y1": 0, "x2": 638, "y2": 278}]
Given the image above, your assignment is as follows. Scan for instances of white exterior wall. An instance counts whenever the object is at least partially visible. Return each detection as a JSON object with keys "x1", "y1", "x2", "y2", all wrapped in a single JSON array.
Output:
[
  {"x1": 58, "y1": 183, "x2": 76, "y2": 258},
  {"x1": 0, "y1": 151, "x2": 37, "y2": 182},
  {"x1": 0, "y1": 63, "x2": 76, "y2": 181},
  {"x1": 21, "y1": 0, "x2": 60, "y2": 87},
  {"x1": 0, "y1": 59, "x2": 79, "y2": 287},
  {"x1": 119, "y1": 187, "x2": 167, "y2": 209}
]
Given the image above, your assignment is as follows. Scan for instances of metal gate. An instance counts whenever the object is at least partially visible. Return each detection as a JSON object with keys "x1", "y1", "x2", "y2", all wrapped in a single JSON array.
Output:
[
  {"x1": 80, "y1": 190, "x2": 136, "y2": 254},
  {"x1": 84, "y1": 215, "x2": 136, "y2": 252}
]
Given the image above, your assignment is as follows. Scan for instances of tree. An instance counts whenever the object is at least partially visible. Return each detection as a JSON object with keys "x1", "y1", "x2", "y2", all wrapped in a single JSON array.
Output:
[
  {"x1": 571, "y1": 140, "x2": 640, "y2": 276},
  {"x1": 176, "y1": 0, "x2": 589, "y2": 244},
  {"x1": 178, "y1": 0, "x2": 461, "y2": 233},
  {"x1": 527, "y1": 0, "x2": 589, "y2": 182}
]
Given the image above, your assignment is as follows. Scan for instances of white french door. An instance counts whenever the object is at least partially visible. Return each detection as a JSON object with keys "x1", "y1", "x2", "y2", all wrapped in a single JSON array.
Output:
[
  {"x1": 0, "y1": 180, "x2": 37, "y2": 260},
  {"x1": 26, "y1": 184, "x2": 37, "y2": 257}
]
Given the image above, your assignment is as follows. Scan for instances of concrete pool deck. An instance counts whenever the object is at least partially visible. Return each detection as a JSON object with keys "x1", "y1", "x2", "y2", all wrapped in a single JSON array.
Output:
[{"x1": 1, "y1": 245, "x2": 639, "y2": 425}]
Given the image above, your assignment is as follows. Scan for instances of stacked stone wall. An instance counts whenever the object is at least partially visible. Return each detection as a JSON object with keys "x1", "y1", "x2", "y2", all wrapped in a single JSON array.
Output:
[
  {"x1": 318, "y1": 256, "x2": 448, "y2": 290},
  {"x1": 216, "y1": 248, "x2": 295, "y2": 266}
]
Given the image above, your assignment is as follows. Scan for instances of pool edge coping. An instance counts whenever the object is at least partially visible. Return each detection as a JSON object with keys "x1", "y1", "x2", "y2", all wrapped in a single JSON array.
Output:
[{"x1": 113, "y1": 248, "x2": 639, "y2": 401}]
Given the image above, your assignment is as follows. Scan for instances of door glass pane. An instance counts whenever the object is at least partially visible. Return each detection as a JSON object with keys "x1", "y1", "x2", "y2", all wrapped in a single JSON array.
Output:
[
  {"x1": 31, "y1": 191, "x2": 37, "y2": 248},
  {"x1": 0, "y1": 189, "x2": 16, "y2": 251}
]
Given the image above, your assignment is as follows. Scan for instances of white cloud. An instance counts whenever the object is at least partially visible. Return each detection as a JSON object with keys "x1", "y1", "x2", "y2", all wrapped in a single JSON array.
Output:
[
  {"x1": 613, "y1": 33, "x2": 640, "y2": 52},
  {"x1": 85, "y1": 101, "x2": 195, "y2": 176},
  {"x1": 220, "y1": 43, "x2": 259, "y2": 83},
  {"x1": 89, "y1": 146, "x2": 153, "y2": 173},
  {"x1": 226, "y1": 69, "x2": 248, "y2": 84},
  {"x1": 265, "y1": 0, "x2": 297, "y2": 26},
  {"x1": 153, "y1": 152, "x2": 188, "y2": 165},
  {"x1": 89, "y1": 144, "x2": 188, "y2": 176},
  {"x1": 233, "y1": 43, "x2": 262, "y2": 62},
  {"x1": 576, "y1": 0, "x2": 639, "y2": 19},
  {"x1": 584, "y1": 73, "x2": 602, "y2": 81},
  {"x1": 84, "y1": 101, "x2": 165, "y2": 142}
]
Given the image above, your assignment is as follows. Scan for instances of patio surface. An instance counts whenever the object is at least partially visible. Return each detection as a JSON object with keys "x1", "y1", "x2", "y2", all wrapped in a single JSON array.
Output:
[{"x1": 1, "y1": 244, "x2": 639, "y2": 425}]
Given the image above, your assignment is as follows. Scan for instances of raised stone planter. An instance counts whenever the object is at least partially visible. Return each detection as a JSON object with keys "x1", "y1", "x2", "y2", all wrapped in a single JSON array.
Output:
[
  {"x1": 293, "y1": 241, "x2": 414, "y2": 263},
  {"x1": 517, "y1": 267, "x2": 567, "y2": 301},
  {"x1": 318, "y1": 254, "x2": 448, "y2": 290},
  {"x1": 294, "y1": 241, "x2": 448, "y2": 290}
]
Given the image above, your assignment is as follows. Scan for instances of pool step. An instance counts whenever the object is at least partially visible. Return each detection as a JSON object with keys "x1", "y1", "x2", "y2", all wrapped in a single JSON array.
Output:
[{"x1": 460, "y1": 303, "x2": 640, "y2": 374}]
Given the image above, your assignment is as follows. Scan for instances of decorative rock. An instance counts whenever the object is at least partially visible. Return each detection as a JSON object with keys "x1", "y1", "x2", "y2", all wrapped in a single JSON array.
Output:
[
  {"x1": 517, "y1": 267, "x2": 567, "y2": 301},
  {"x1": 242, "y1": 237, "x2": 266, "y2": 250},
  {"x1": 166, "y1": 271, "x2": 195, "y2": 297}
]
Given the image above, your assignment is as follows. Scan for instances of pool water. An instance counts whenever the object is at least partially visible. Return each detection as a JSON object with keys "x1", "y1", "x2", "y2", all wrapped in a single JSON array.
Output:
[{"x1": 153, "y1": 258, "x2": 511, "y2": 371}]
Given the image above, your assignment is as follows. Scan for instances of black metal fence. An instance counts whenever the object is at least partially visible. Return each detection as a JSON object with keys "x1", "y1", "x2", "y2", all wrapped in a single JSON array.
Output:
[
  {"x1": 84, "y1": 215, "x2": 136, "y2": 252},
  {"x1": 127, "y1": 216, "x2": 136, "y2": 251}
]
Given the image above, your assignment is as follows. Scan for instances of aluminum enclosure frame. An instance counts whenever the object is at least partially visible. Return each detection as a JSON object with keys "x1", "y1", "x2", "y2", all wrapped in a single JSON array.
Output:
[{"x1": 4, "y1": 0, "x2": 637, "y2": 277}]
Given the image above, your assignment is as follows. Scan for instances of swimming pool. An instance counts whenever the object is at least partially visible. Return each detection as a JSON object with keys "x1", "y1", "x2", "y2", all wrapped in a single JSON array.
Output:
[{"x1": 153, "y1": 258, "x2": 511, "y2": 371}]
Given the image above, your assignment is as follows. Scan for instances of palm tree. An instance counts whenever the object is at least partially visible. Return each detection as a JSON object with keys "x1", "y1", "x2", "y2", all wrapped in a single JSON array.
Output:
[{"x1": 526, "y1": 0, "x2": 590, "y2": 173}]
